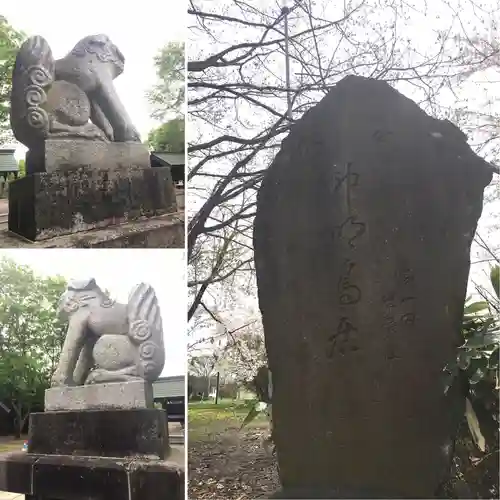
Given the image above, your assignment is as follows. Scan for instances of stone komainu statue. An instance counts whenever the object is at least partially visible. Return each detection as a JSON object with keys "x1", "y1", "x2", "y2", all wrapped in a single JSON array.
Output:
[
  {"x1": 51, "y1": 278, "x2": 165, "y2": 387},
  {"x1": 10, "y1": 34, "x2": 141, "y2": 153}
]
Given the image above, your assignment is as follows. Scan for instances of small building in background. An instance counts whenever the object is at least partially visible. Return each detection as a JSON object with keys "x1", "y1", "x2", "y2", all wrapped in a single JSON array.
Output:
[
  {"x1": 150, "y1": 152, "x2": 185, "y2": 188},
  {"x1": 153, "y1": 375, "x2": 185, "y2": 426},
  {"x1": 0, "y1": 149, "x2": 19, "y2": 199},
  {"x1": 0, "y1": 149, "x2": 19, "y2": 178},
  {"x1": 153, "y1": 375, "x2": 185, "y2": 399}
]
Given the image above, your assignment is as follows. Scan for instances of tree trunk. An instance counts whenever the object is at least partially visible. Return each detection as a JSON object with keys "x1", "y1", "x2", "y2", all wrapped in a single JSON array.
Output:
[
  {"x1": 19, "y1": 412, "x2": 29, "y2": 437},
  {"x1": 206, "y1": 376, "x2": 211, "y2": 399},
  {"x1": 12, "y1": 402, "x2": 29, "y2": 438},
  {"x1": 11, "y1": 403, "x2": 21, "y2": 438},
  {"x1": 215, "y1": 372, "x2": 220, "y2": 404}
]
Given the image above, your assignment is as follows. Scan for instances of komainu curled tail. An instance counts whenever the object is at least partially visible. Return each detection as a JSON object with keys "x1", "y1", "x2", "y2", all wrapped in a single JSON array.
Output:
[
  {"x1": 10, "y1": 36, "x2": 55, "y2": 149},
  {"x1": 127, "y1": 283, "x2": 165, "y2": 382}
]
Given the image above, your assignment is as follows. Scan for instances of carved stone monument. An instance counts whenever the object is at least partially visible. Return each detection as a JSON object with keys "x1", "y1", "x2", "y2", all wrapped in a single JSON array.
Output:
[
  {"x1": 0, "y1": 279, "x2": 184, "y2": 500},
  {"x1": 254, "y1": 76, "x2": 494, "y2": 498},
  {"x1": 8, "y1": 35, "x2": 180, "y2": 245}
]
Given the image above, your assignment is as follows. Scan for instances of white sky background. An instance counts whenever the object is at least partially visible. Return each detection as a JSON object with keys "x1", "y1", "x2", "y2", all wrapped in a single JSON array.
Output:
[
  {"x1": 2, "y1": 0, "x2": 186, "y2": 159},
  {"x1": 0, "y1": 249, "x2": 187, "y2": 377}
]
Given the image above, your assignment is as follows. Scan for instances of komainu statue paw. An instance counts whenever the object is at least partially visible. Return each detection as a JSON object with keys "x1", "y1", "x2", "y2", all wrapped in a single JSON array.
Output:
[{"x1": 51, "y1": 371, "x2": 75, "y2": 388}]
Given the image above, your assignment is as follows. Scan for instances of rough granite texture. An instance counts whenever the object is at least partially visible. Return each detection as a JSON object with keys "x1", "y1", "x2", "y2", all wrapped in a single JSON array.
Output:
[
  {"x1": 30, "y1": 139, "x2": 151, "y2": 174},
  {"x1": 8, "y1": 166, "x2": 177, "y2": 241},
  {"x1": 0, "y1": 452, "x2": 185, "y2": 500},
  {"x1": 10, "y1": 34, "x2": 142, "y2": 160},
  {"x1": 28, "y1": 409, "x2": 169, "y2": 459},
  {"x1": 45, "y1": 380, "x2": 154, "y2": 411},
  {"x1": 51, "y1": 280, "x2": 165, "y2": 388},
  {"x1": 253, "y1": 75, "x2": 493, "y2": 498}
]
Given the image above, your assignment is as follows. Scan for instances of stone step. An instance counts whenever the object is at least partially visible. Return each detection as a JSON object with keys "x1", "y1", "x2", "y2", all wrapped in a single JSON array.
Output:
[{"x1": 169, "y1": 434, "x2": 184, "y2": 445}]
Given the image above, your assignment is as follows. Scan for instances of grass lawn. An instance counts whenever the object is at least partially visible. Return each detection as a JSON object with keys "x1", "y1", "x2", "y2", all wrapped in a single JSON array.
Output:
[
  {"x1": 0, "y1": 436, "x2": 26, "y2": 453},
  {"x1": 189, "y1": 399, "x2": 267, "y2": 437},
  {"x1": 188, "y1": 399, "x2": 279, "y2": 499}
]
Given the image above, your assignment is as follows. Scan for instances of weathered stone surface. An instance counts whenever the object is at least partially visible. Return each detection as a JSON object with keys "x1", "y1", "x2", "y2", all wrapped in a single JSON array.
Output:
[
  {"x1": 176, "y1": 189, "x2": 185, "y2": 211},
  {"x1": 33, "y1": 455, "x2": 130, "y2": 499},
  {"x1": 0, "y1": 452, "x2": 185, "y2": 500},
  {"x1": 45, "y1": 81, "x2": 91, "y2": 126},
  {"x1": 27, "y1": 139, "x2": 150, "y2": 175},
  {"x1": 29, "y1": 409, "x2": 169, "y2": 459},
  {"x1": 10, "y1": 34, "x2": 140, "y2": 154},
  {"x1": 10, "y1": 36, "x2": 56, "y2": 150},
  {"x1": 27, "y1": 138, "x2": 150, "y2": 174},
  {"x1": 45, "y1": 380, "x2": 154, "y2": 411},
  {"x1": 270, "y1": 486, "x2": 400, "y2": 498},
  {"x1": 55, "y1": 34, "x2": 140, "y2": 143},
  {"x1": 253, "y1": 75, "x2": 493, "y2": 497},
  {"x1": 61, "y1": 213, "x2": 184, "y2": 248},
  {"x1": 0, "y1": 452, "x2": 37, "y2": 494},
  {"x1": 129, "y1": 460, "x2": 185, "y2": 500},
  {"x1": 0, "y1": 212, "x2": 184, "y2": 248},
  {"x1": 8, "y1": 166, "x2": 177, "y2": 241},
  {"x1": 51, "y1": 280, "x2": 165, "y2": 388}
]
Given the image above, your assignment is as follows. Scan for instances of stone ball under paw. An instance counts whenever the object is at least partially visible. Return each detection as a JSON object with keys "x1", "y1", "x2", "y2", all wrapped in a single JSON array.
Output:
[
  {"x1": 92, "y1": 334, "x2": 135, "y2": 371},
  {"x1": 45, "y1": 80, "x2": 90, "y2": 126}
]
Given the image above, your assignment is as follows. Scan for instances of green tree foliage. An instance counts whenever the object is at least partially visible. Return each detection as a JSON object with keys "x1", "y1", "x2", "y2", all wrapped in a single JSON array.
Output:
[
  {"x1": 147, "y1": 42, "x2": 185, "y2": 154},
  {"x1": 432, "y1": 269, "x2": 499, "y2": 496},
  {"x1": 0, "y1": 258, "x2": 67, "y2": 436},
  {"x1": 444, "y1": 266, "x2": 499, "y2": 443},
  {"x1": 148, "y1": 41, "x2": 185, "y2": 120},
  {"x1": 441, "y1": 267, "x2": 499, "y2": 497},
  {"x1": 148, "y1": 118, "x2": 185, "y2": 153},
  {"x1": 18, "y1": 158, "x2": 25, "y2": 177},
  {"x1": 0, "y1": 16, "x2": 25, "y2": 144},
  {"x1": 0, "y1": 353, "x2": 47, "y2": 438}
]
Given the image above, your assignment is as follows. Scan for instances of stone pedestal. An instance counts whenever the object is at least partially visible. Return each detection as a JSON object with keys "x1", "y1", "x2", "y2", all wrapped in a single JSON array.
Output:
[
  {"x1": 8, "y1": 166, "x2": 177, "y2": 241},
  {"x1": 29, "y1": 409, "x2": 169, "y2": 458},
  {"x1": 0, "y1": 212, "x2": 184, "y2": 248},
  {"x1": 0, "y1": 452, "x2": 184, "y2": 500},
  {"x1": 0, "y1": 407, "x2": 183, "y2": 500},
  {"x1": 26, "y1": 139, "x2": 151, "y2": 174},
  {"x1": 44, "y1": 380, "x2": 154, "y2": 411}
]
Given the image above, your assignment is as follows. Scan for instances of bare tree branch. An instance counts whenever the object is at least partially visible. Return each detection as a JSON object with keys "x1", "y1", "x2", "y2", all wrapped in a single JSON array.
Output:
[{"x1": 188, "y1": 0, "x2": 500, "y2": 329}]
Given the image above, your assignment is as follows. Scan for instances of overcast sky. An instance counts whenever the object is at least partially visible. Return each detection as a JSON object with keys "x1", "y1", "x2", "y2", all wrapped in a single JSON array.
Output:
[
  {"x1": 0, "y1": 249, "x2": 186, "y2": 377},
  {"x1": 2, "y1": 0, "x2": 186, "y2": 158}
]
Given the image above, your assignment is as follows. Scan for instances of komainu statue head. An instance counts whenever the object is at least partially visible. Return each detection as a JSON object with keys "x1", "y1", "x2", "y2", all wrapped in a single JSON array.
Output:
[
  {"x1": 58, "y1": 278, "x2": 113, "y2": 317},
  {"x1": 71, "y1": 34, "x2": 125, "y2": 74}
]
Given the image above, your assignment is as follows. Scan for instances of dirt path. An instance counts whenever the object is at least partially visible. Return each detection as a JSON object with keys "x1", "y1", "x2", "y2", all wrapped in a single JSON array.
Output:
[{"x1": 189, "y1": 427, "x2": 279, "y2": 499}]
